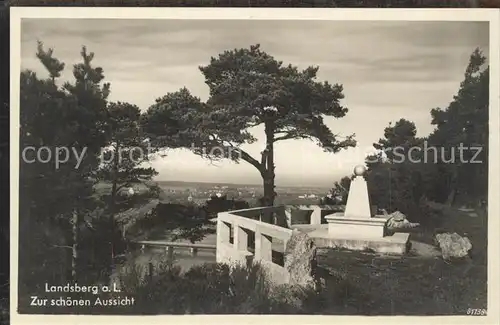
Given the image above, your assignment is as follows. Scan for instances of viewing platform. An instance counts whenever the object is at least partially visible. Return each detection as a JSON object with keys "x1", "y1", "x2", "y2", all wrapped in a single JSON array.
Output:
[{"x1": 217, "y1": 206, "x2": 293, "y2": 285}]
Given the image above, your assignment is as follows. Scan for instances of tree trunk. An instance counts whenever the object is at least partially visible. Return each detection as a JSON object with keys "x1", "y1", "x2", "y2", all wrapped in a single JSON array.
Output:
[
  {"x1": 261, "y1": 120, "x2": 276, "y2": 207},
  {"x1": 110, "y1": 142, "x2": 119, "y2": 213},
  {"x1": 262, "y1": 173, "x2": 275, "y2": 206},
  {"x1": 446, "y1": 168, "x2": 459, "y2": 206},
  {"x1": 71, "y1": 209, "x2": 78, "y2": 282},
  {"x1": 446, "y1": 189, "x2": 457, "y2": 206},
  {"x1": 109, "y1": 142, "x2": 120, "y2": 259}
]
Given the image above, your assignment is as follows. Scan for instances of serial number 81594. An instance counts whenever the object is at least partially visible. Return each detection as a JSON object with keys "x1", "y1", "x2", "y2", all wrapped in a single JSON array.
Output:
[{"x1": 467, "y1": 308, "x2": 487, "y2": 316}]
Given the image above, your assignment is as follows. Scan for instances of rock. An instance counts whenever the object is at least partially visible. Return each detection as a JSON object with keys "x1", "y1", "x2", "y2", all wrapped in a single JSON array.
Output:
[
  {"x1": 284, "y1": 229, "x2": 318, "y2": 289},
  {"x1": 435, "y1": 232, "x2": 472, "y2": 260},
  {"x1": 390, "y1": 211, "x2": 406, "y2": 221}
]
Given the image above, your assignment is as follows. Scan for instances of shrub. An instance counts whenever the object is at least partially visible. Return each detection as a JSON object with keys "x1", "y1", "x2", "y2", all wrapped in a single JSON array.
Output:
[
  {"x1": 203, "y1": 195, "x2": 250, "y2": 218},
  {"x1": 114, "y1": 260, "x2": 357, "y2": 315},
  {"x1": 78, "y1": 213, "x2": 127, "y2": 284},
  {"x1": 125, "y1": 196, "x2": 251, "y2": 243},
  {"x1": 119, "y1": 262, "x2": 272, "y2": 314},
  {"x1": 125, "y1": 203, "x2": 215, "y2": 243}
]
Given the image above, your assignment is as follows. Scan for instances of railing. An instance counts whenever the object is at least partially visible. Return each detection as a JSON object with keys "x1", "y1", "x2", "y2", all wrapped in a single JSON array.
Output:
[
  {"x1": 129, "y1": 240, "x2": 217, "y2": 280},
  {"x1": 135, "y1": 240, "x2": 216, "y2": 260},
  {"x1": 130, "y1": 204, "x2": 346, "y2": 283},
  {"x1": 217, "y1": 204, "x2": 345, "y2": 227},
  {"x1": 284, "y1": 204, "x2": 345, "y2": 226},
  {"x1": 216, "y1": 206, "x2": 294, "y2": 285}
]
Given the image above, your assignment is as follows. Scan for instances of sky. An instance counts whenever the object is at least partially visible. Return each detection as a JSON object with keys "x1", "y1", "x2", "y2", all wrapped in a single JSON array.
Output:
[{"x1": 20, "y1": 19, "x2": 489, "y2": 187}]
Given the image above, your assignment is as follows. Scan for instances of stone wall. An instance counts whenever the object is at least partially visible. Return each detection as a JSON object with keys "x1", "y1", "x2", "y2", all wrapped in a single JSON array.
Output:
[
  {"x1": 284, "y1": 204, "x2": 344, "y2": 227},
  {"x1": 216, "y1": 209, "x2": 318, "y2": 288}
]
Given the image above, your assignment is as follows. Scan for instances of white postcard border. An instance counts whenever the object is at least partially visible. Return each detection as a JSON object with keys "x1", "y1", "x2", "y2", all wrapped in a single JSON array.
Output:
[{"x1": 9, "y1": 7, "x2": 500, "y2": 325}]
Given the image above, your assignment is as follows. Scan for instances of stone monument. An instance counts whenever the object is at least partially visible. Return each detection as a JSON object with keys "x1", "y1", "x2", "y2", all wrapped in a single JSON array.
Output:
[
  {"x1": 325, "y1": 165, "x2": 386, "y2": 238},
  {"x1": 344, "y1": 165, "x2": 371, "y2": 218},
  {"x1": 315, "y1": 165, "x2": 411, "y2": 254}
]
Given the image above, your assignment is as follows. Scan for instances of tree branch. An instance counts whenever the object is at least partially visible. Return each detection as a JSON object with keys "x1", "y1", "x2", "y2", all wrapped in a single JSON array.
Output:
[
  {"x1": 237, "y1": 147, "x2": 263, "y2": 172},
  {"x1": 51, "y1": 245, "x2": 72, "y2": 249},
  {"x1": 116, "y1": 183, "x2": 129, "y2": 193},
  {"x1": 275, "y1": 132, "x2": 304, "y2": 142},
  {"x1": 206, "y1": 133, "x2": 263, "y2": 172}
]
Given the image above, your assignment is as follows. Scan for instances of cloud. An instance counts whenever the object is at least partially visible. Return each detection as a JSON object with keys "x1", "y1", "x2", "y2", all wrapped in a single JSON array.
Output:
[{"x1": 20, "y1": 18, "x2": 489, "y2": 185}]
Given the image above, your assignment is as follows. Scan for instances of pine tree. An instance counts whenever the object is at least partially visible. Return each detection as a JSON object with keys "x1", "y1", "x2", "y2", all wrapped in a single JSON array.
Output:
[
  {"x1": 143, "y1": 44, "x2": 355, "y2": 206},
  {"x1": 20, "y1": 42, "x2": 111, "y2": 285},
  {"x1": 429, "y1": 48, "x2": 489, "y2": 206},
  {"x1": 96, "y1": 101, "x2": 158, "y2": 256}
]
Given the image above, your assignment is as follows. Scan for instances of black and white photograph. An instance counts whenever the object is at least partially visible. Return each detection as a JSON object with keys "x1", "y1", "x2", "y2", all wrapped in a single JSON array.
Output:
[{"x1": 9, "y1": 7, "x2": 499, "y2": 324}]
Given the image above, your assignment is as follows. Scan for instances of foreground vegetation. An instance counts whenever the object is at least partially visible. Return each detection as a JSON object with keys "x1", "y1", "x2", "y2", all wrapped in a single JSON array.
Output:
[
  {"x1": 19, "y1": 260, "x2": 359, "y2": 315},
  {"x1": 17, "y1": 199, "x2": 487, "y2": 315}
]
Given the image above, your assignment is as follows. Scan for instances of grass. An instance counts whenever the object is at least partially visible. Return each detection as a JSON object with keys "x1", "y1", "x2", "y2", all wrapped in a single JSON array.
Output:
[{"x1": 317, "y1": 249, "x2": 486, "y2": 315}]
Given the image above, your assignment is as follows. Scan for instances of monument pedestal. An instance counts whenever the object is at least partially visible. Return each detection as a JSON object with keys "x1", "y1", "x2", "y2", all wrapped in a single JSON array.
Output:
[
  {"x1": 302, "y1": 225, "x2": 410, "y2": 255},
  {"x1": 325, "y1": 215, "x2": 386, "y2": 238}
]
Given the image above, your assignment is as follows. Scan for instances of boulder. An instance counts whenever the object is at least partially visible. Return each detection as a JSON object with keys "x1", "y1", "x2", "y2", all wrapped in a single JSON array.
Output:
[
  {"x1": 284, "y1": 229, "x2": 318, "y2": 289},
  {"x1": 435, "y1": 232, "x2": 472, "y2": 260},
  {"x1": 384, "y1": 211, "x2": 420, "y2": 230}
]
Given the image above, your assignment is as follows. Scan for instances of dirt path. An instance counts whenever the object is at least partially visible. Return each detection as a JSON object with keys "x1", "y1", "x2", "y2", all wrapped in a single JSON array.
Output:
[{"x1": 409, "y1": 239, "x2": 441, "y2": 258}]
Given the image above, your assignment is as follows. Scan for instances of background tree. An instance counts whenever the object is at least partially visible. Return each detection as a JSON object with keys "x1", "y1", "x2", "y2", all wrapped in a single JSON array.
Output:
[
  {"x1": 203, "y1": 194, "x2": 250, "y2": 218},
  {"x1": 35, "y1": 40, "x2": 64, "y2": 82},
  {"x1": 363, "y1": 119, "x2": 435, "y2": 220},
  {"x1": 359, "y1": 48, "x2": 489, "y2": 223},
  {"x1": 125, "y1": 202, "x2": 216, "y2": 244},
  {"x1": 19, "y1": 42, "x2": 112, "y2": 301},
  {"x1": 96, "y1": 101, "x2": 158, "y2": 255},
  {"x1": 143, "y1": 44, "x2": 356, "y2": 207},
  {"x1": 320, "y1": 175, "x2": 352, "y2": 205},
  {"x1": 428, "y1": 48, "x2": 489, "y2": 207},
  {"x1": 60, "y1": 45, "x2": 112, "y2": 281},
  {"x1": 98, "y1": 102, "x2": 158, "y2": 210}
]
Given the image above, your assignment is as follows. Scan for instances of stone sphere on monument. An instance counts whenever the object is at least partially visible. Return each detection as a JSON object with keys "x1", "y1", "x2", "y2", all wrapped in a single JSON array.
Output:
[{"x1": 354, "y1": 165, "x2": 366, "y2": 176}]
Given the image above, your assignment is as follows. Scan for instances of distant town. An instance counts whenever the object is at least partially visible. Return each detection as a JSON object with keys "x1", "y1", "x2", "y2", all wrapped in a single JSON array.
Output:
[
  {"x1": 159, "y1": 180, "x2": 330, "y2": 205},
  {"x1": 118, "y1": 180, "x2": 332, "y2": 206}
]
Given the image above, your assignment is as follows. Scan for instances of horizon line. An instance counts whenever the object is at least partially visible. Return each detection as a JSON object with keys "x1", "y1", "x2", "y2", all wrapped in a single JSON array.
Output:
[{"x1": 152, "y1": 179, "x2": 334, "y2": 188}]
